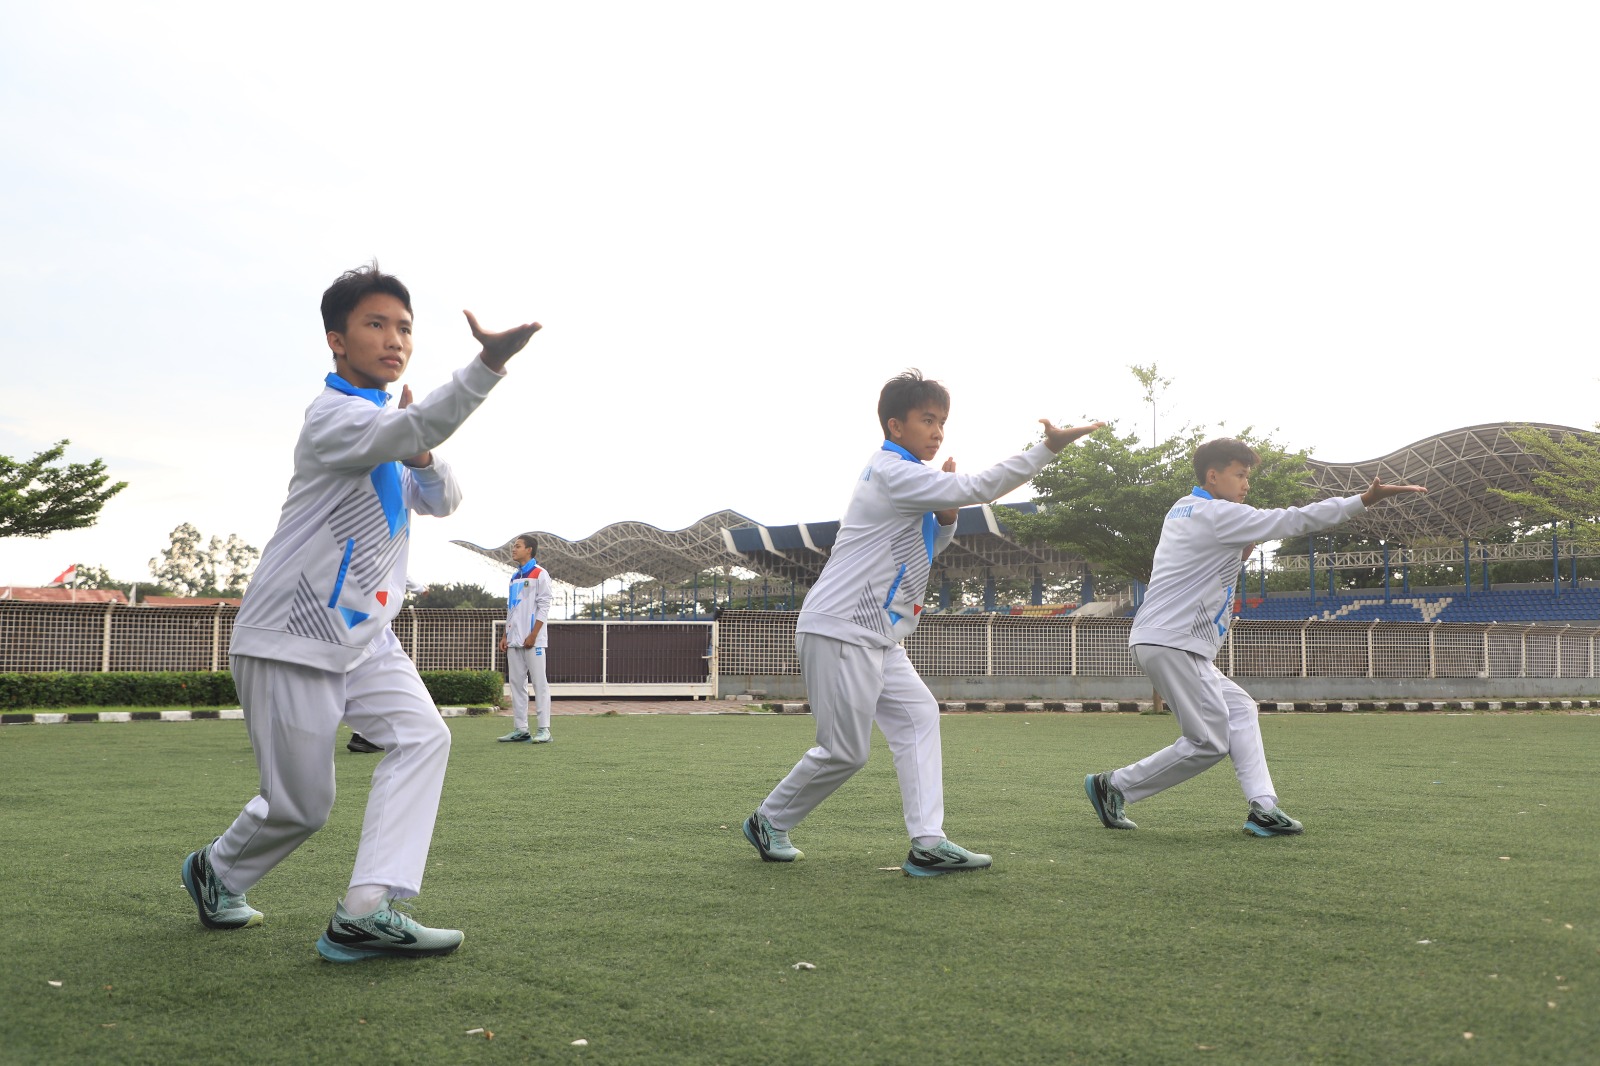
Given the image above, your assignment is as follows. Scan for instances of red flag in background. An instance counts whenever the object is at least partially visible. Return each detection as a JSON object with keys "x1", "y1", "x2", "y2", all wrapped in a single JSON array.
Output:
[{"x1": 47, "y1": 565, "x2": 77, "y2": 587}]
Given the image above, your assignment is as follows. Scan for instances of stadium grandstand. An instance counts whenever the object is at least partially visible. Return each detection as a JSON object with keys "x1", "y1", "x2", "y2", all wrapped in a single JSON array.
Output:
[
  {"x1": 1238, "y1": 422, "x2": 1600, "y2": 624},
  {"x1": 454, "y1": 423, "x2": 1600, "y2": 624}
]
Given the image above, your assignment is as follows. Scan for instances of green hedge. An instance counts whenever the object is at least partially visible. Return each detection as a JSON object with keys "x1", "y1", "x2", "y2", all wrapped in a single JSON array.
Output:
[
  {"x1": 416, "y1": 670, "x2": 504, "y2": 705},
  {"x1": 0, "y1": 670, "x2": 503, "y2": 710},
  {"x1": 0, "y1": 672, "x2": 237, "y2": 709}
]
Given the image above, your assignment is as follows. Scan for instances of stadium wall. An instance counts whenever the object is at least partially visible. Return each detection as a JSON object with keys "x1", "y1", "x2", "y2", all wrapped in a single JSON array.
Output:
[
  {"x1": 715, "y1": 611, "x2": 1600, "y2": 702},
  {"x1": 3, "y1": 602, "x2": 1598, "y2": 703}
]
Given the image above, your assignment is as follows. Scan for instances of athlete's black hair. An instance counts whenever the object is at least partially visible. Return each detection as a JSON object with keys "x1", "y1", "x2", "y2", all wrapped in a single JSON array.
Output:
[
  {"x1": 877, "y1": 369, "x2": 950, "y2": 438},
  {"x1": 1192, "y1": 438, "x2": 1260, "y2": 483},
  {"x1": 320, "y1": 260, "x2": 413, "y2": 335}
]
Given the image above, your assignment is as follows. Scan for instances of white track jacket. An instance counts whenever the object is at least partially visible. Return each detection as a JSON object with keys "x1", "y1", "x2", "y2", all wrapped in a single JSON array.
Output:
[
  {"x1": 796, "y1": 440, "x2": 1058, "y2": 649},
  {"x1": 231, "y1": 358, "x2": 504, "y2": 671},
  {"x1": 1130, "y1": 487, "x2": 1365, "y2": 658},
  {"x1": 505, "y1": 559, "x2": 552, "y2": 648}
]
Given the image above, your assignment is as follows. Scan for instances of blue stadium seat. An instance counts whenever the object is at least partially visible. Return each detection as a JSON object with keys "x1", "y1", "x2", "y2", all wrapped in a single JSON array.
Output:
[{"x1": 1234, "y1": 587, "x2": 1597, "y2": 626}]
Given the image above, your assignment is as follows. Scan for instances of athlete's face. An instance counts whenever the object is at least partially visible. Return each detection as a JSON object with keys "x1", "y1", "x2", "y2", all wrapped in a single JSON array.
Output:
[
  {"x1": 510, "y1": 539, "x2": 534, "y2": 566},
  {"x1": 887, "y1": 404, "x2": 948, "y2": 463},
  {"x1": 1205, "y1": 460, "x2": 1252, "y2": 504},
  {"x1": 329, "y1": 293, "x2": 413, "y2": 390}
]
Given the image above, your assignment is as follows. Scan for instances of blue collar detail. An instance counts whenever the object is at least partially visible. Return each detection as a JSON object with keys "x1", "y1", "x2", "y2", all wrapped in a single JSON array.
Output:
[
  {"x1": 324, "y1": 373, "x2": 391, "y2": 407},
  {"x1": 515, "y1": 559, "x2": 539, "y2": 579},
  {"x1": 1191, "y1": 486, "x2": 1214, "y2": 500},
  {"x1": 881, "y1": 440, "x2": 922, "y2": 464}
]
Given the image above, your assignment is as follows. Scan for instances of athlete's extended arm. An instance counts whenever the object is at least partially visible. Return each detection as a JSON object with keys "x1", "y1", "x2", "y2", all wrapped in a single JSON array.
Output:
[
  {"x1": 467, "y1": 311, "x2": 542, "y2": 373},
  {"x1": 1360, "y1": 478, "x2": 1428, "y2": 506},
  {"x1": 1040, "y1": 420, "x2": 1106, "y2": 453}
]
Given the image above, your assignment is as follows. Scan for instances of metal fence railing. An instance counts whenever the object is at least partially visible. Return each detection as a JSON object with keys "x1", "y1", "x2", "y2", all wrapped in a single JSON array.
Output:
[
  {"x1": 0, "y1": 602, "x2": 718, "y2": 698},
  {"x1": 4, "y1": 602, "x2": 1598, "y2": 694},
  {"x1": 716, "y1": 611, "x2": 1600, "y2": 682}
]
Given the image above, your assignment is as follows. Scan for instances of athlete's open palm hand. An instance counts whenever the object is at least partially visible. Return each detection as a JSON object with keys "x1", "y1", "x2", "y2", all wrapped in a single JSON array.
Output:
[
  {"x1": 1361, "y1": 477, "x2": 1428, "y2": 506},
  {"x1": 466, "y1": 311, "x2": 542, "y2": 372},
  {"x1": 1041, "y1": 419, "x2": 1106, "y2": 453}
]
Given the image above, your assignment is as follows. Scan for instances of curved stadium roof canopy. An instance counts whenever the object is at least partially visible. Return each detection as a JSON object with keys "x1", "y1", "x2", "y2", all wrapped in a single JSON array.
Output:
[
  {"x1": 454, "y1": 423, "x2": 1595, "y2": 585},
  {"x1": 1305, "y1": 422, "x2": 1593, "y2": 542},
  {"x1": 453, "y1": 503, "x2": 1085, "y2": 588}
]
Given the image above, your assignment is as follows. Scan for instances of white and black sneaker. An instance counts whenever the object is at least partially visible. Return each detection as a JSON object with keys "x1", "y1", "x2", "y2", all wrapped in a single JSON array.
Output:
[
  {"x1": 742, "y1": 812, "x2": 803, "y2": 862},
  {"x1": 1085, "y1": 772, "x2": 1137, "y2": 830},
  {"x1": 1244, "y1": 801, "x2": 1304, "y2": 837},
  {"x1": 315, "y1": 900, "x2": 463, "y2": 963},
  {"x1": 181, "y1": 843, "x2": 264, "y2": 929},
  {"x1": 346, "y1": 733, "x2": 384, "y2": 754},
  {"x1": 902, "y1": 839, "x2": 992, "y2": 878}
]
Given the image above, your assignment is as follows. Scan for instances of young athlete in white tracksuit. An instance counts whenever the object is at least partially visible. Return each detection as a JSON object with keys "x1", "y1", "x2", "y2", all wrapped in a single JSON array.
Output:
[
  {"x1": 498, "y1": 536, "x2": 553, "y2": 742},
  {"x1": 180, "y1": 263, "x2": 541, "y2": 962},
  {"x1": 1084, "y1": 438, "x2": 1426, "y2": 837},
  {"x1": 744, "y1": 369, "x2": 1102, "y2": 876}
]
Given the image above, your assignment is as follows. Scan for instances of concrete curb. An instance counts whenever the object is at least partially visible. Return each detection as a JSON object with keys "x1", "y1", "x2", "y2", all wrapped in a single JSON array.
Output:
[
  {"x1": 6, "y1": 698, "x2": 1600, "y2": 725},
  {"x1": 1, "y1": 706, "x2": 491, "y2": 725}
]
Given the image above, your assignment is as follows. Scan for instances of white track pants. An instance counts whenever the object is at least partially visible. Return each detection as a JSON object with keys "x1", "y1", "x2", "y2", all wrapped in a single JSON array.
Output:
[
  {"x1": 507, "y1": 645, "x2": 550, "y2": 733},
  {"x1": 759, "y1": 633, "x2": 945, "y2": 842},
  {"x1": 1110, "y1": 644, "x2": 1277, "y2": 806},
  {"x1": 211, "y1": 630, "x2": 451, "y2": 900}
]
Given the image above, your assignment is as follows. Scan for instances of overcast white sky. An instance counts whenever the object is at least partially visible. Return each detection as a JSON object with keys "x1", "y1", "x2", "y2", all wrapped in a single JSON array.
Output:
[{"x1": 2, "y1": 2, "x2": 1596, "y2": 592}]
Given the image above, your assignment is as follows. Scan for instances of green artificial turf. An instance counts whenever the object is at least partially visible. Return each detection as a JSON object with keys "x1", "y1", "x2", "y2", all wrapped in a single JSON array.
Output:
[{"x1": 1, "y1": 712, "x2": 1595, "y2": 1065}]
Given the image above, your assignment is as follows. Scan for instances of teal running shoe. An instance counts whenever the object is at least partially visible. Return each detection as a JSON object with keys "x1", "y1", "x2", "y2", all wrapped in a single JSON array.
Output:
[
  {"x1": 497, "y1": 730, "x2": 532, "y2": 743},
  {"x1": 315, "y1": 900, "x2": 463, "y2": 963},
  {"x1": 1085, "y1": 772, "x2": 1137, "y2": 830},
  {"x1": 902, "y1": 838, "x2": 992, "y2": 877},
  {"x1": 182, "y1": 844, "x2": 263, "y2": 930},
  {"x1": 742, "y1": 812, "x2": 803, "y2": 862},
  {"x1": 1244, "y1": 801, "x2": 1304, "y2": 836},
  {"x1": 532, "y1": 727, "x2": 552, "y2": 743}
]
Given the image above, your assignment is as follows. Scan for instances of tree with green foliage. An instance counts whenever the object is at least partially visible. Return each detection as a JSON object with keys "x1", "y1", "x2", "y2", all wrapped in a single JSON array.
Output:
[
  {"x1": 1490, "y1": 425, "x2": 1600, "y2": 549},
  {"x1": 71, "y1": 564, "x2": 175, "y2": 599},
  {"x1": 148, "y1": 524, "x2": 260, "y2": 597},
  {"x1": 1129, "y1": 362, "x2": 1173, "y2": 446},
  {"x1": 414, "y1": 582, "x2": 508, "y2": 610},
  {"x1": 1001, "y1": 367, "x2": 1316, "y2": 588},
  {"x1": 0, "y1": 440, "x2": 127, "y2": 538},
  {"x1": 202, "y1": 534, "x2": 260, "y2": 596}
]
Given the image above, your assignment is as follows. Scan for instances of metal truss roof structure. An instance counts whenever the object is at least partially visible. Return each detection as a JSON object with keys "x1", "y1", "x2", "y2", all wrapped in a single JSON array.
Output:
[
  {"x1": 454, "y1": 503, "x2": 1084, "y2": 588},
  {"x1": 1303, "y1": 422, "x2": 1596, "y2": 543},
  {"x1": 452, "y1": 510, "x2": 758, "y2": 587},
  {"x1": 455, "y1": 423, "x2": 1592, "y2": 588}
]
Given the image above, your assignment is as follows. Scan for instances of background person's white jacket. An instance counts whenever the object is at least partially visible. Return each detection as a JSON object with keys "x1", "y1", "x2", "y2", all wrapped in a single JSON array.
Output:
[{"x1": 506, "y1": 560, "x2": 552, "y2": 648}]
